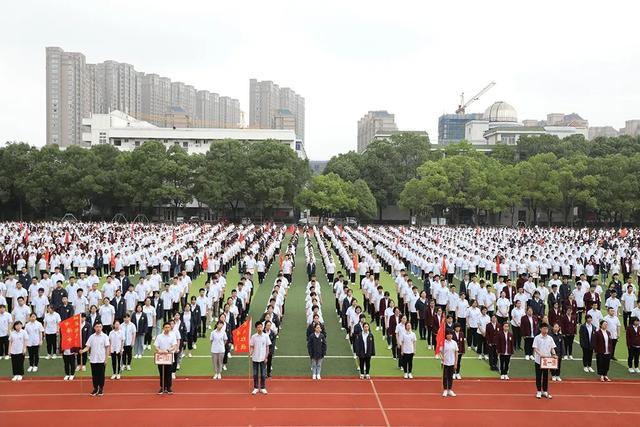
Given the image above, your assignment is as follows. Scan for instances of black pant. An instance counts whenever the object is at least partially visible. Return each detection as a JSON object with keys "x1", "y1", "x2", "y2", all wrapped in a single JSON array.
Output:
[
  {"x1": 252, "y1": 361, "x2": 267, "y2": 389},
  {"x1": 145, "y1": 327, "x2": 153, "y2": 346},
  {"x1": 524, "y1": 337, "x2": 534, "y2": 356},
  {"x1": 563, "y1": 335, "x2": 574, "y2": 356},
  {"x1": 476, "y1": 335, "x2": 487, "y2": 356},
  {"x1": 582, "y1": 346, "x2": 593, "y2": 367},
  {"x1": 402, "y1": 353, "x2": 414, "y2": 373},
  {"x1": 90, "y1": 362, "x2": 106, "y2": 391},
  {"x1": 199, "y1": 316, "x2": 207, "y2": 337},
  {"x1": 628, "y1": 347, "x2": 640, "y2": 368},
  {"x1": 443, "y1": 364, "x2": 454, "y2": 389},
  {"x1": 455, "y1": 354, "x2": 463, "y2": 374},
  {"x1": 158, "y1": 364, "x2": 173, "y2": 391},
  {"x1": 27, "y1": 345, "x2": 40, "y2": 367},
  {"x1": 63, "y1": 354, "x2": 76, "y2": 375},
  {"x1": 111, "y1": 352, "x2": 122, "y2": 374},
  {"x1": 46, "y1": 334, "x2": 57, "y2": 355},
  {"x1": 623, "y1": 311, "x2": 632, "y2": 328},
  {"x1": 359, "y1": 356, "x2": 371, "y2": 375},
  {"x1": 534, "y1": 363, "x2": 549, "y2": 392},
  {"x1": 488, "y1": 344, "x2": 497, "y2": 369},
  {"x1": 410, "y1": 312, "x2": 418, "y2": 330},
  {"x1": 11, "y1": 353, "x2": 25, "y2": 375},
  {"x1": 266, "y1": 353, "x2": 274, "y2": 377},
  {"x1": 512, "y1": 326, "x2": 521, "y2": 350},
  {"x1": 123, "y1": 345, "x2": 132, "y2": 366},
  {"x1": 467, "y1": 327, "x2": 476, "y2": 347},
  {"x1": 596, "y1": 353, "x2": 611, "y2": 376},
  {"x1": 0, "y1": 336, "x2": 8, "y2": 356},
  {"x1": 418, "y1": 318, "x2": 426, "y2": 339},
  {"x1": 499, "y1": 354, "x2": 511, "y2": 375}
]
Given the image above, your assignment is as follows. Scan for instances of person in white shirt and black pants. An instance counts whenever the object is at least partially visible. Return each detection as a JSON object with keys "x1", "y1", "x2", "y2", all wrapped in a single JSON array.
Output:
[
  {"x1": 79, "y1": 322, "x2": 111, "y2": 396},
  {"x1": 155, "y1": 322, "x2": 178, "y2": 394},
  {"x1": 532, "y1": 323, "x2": 557, "y2": 399},
  {"x1": 440, "y1": 329, "x2": 458, "y2": 397}
]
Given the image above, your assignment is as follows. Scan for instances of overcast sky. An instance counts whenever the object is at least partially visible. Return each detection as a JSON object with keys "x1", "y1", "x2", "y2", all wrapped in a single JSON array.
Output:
[{"x1": 1, "y1": 0, "x2": 639, "y2": 159}]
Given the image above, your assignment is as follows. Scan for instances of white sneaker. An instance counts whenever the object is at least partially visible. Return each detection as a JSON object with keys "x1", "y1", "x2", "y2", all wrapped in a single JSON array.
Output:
[
  {"x1": 172, "y1": 373, "x2": 176, "y2": 379},
  {"x1": 252, "y1": 388, "x2": 259, "y2": 395},
  {"x1": 111, "y1": 374, "x2": 117, "y2": 380},
  {"x1": 69, "y1": 375, "x2": 74, "y2": 380},
  {"x1": 551, "y1": 376, "x2": 556, "y2": 381},
  {"x1": 81, "y1": 366, "x2": 86, "y2": 371},
  {"x1": 75, "y1": 366, "x2": 81, "y2": 372},
  {"x1": 127, "y1": 365, "x2": 131, "y2": 370},
  {"x1": 188, "y1": 353, "x2": 192, "y2": 358},
  {"x1": 260, "y1": 389, "x2": 267, "y2": 394},
  {"x1": 504, "y1": 375, "x2": 510, "y2": 380},
  {"x1": 312, "y1": 374, "x2": 317, "y2": 380},
  {"x1": 317, "y1": 375, "x2": 321, "y2": 380},
  {"x1": 557, "y1": 377, "x2": 562, "y2": 382},
  {"x1": 33, "y1": 366, "x2": 38, "y2": 372},
  {"x1": 387, "y1": 345, "x2": 392, "y2": 350},
  {"x1": 408, "y1": 373, "x2": 413, "y2": 379},
  {"x1": 223, "y1": 365, "x2": 227, "y2": 371},
  {"x1": 17, "y1": 376, "x2": 22, "y2": 381},
  {"x1": 359, "y1": 374, "x2": 364, "y2": 379},
  {"x1": 116, "y1": 374, "x2": 121, "y2": 379},
  {"x1": 376, "y1": 326, "x2": 381, "y2": 331},
  {"x1": 584, "y1": 367, "x2": 589, "y2": 372},
  {"x1": 442, "y1": 390, "x2": 448, "y2": 397},
  {"x1": 525, "y1": 355, "x2": 530, "y2": 361},
  {"x1": 542, "y1": 392, "x2": 548, "y2": 398},
  {"x1": 366, "y1": 374, "x2": 371, "y2": 379},
  {"x1": 635, "y1": 368, "x2": 640, "y2": 373},
  {"x1": 193, "y1": 344, "x2": 197, "y2": 349},
  {"x1": 478, "y1": 355, "x2": 483, "y2": 360},
  {"x1": 27, "y1": 366, "x2": 33, "y2": 372},
  {"x1": 588, "y1": 367, "x2": 595, "y2": 372},
  {"x1": 457, "y1": 374, "x2": 462, "y2": 380},
  {"x1": 64, "y1": 375, "x2": 69, "y2": 381},
  {"x1": 4, "y1": 355, "x2": 9, "y2": 360},
  {"x1": 500, "y1": 375, "x2": 505, "y2": 380},
  {"x1": 562, "y1": 356, "x2": 568, "y2": 360},
  {"x1": 536, "y1": 392, "x2": 542, "y2": 399},
  {"x1": 52, "y1": 354, "x2": 57, "y2": 359},
  {"x1": 569, "y1": 355, "x2": 574, "y2": 360},
  {"x1": 484, "y1": 355, "x2": 489, "y2": 360},
  {"x1": 404, "y1": 373, "x2": 408, "y2": 379},
  {"x1": 11, "y1": 375, "x2": 17, "y2": 381},
  {"x1": 46, "y1": 354, "x2": 51, "y2": 360},
  {"x1": 448, "y1": 390, "x2": 456, "y2": 397}
]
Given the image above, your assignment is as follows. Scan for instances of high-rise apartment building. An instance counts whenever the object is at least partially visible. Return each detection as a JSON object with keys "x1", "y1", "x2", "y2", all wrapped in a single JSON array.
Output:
[
  {"x1": 357, "y1": 111, "x2": 397, "y2": 153},
  {"x1": 46, "y1": 47, "x2": 242, "y2": 146},
  {"x1": 249, "y1": 79, "x2": 305, "y2": 140}
]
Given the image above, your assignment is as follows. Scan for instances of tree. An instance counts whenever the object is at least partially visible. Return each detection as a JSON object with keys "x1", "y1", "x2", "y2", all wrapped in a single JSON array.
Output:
[
  {"x1": 350, "y1": 179, "x2": 377, "y2": 219},
  {"x1": 323, "y1": 151, "x2": 362, "y2": 182},
  {"x1": 515, "y1": 153, "x2": 561, "y2": 225},
  {"x1": 295, "y1": 173, "x2": 355, "y2": 217}
]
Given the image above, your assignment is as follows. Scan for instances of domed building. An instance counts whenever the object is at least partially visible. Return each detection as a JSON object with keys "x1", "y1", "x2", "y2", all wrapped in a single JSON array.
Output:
[{"x1": 483, "y1": 101, "x2": 518, "y2": 123}]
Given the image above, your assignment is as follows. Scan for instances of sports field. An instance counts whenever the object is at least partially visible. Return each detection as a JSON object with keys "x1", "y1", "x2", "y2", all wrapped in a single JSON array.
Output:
[{"x1": 0, "y1": 235, "x2": 638, "y2": 380}]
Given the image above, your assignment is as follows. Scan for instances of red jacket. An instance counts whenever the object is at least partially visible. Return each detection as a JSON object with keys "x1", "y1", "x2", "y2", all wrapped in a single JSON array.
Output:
[
  {"x1": 454, "y1": 330, "x2": 466, "y2": 354},
  {"x1": 548, "y1": 308, "x2": 563, "y2": 326},
  {"x1": 520, "y1": 315, "x2": 539, "y2": 337},
  {"x1": 561, "y1": 314, "x2": 577, "y2": 335},
  {"x1": 583, "y1": 292, "x2": 600, "y2": 310},
  {"x1": 593, "y1": 329, "x2": 612, "y2": 354},
  {"x1": 495, "y1": 330, "x2": 514, "y2": 355},
  {"x1": 626, "y1": 325, "x2": 640, "y2": 348},
  {"x1": 486, "y1": 322, "x2": 499, "y2": 345}
]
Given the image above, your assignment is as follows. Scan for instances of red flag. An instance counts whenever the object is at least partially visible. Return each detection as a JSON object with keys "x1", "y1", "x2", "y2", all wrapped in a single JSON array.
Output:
[
  {"x1": 44, "y1": 249, "x2": 50, "y2": 264},
  {"x1": 475, "y1": 227, "x2": 481, "y2": 236},
  {"x1": 202, "y1": 252, "x2": 208, "y2": 270},
  {"x1": 60, "y1": 314, "x2": 82, "y2": 351},
  {"x1": 239, "y1": 233, "x2": 245, "y2": 243},
  {"x1": 353, "y1": 252, "x2": 359, "y2": 272},
  {"x1": 130, "y1": 224, "x2": 135, "y2": 239},
  {"x1": 24, "y1": 227, "x2": 30, "y2": 243},
  {"x1": 620, "y1": 228, "x2": 629, "y2": 238},
  {"x1": 64, "y1": 230, "x2": 70, "y2": 244},
  {"x1": 395, "y1": 236, "x2": 400, "y2": 245},
  {"x1": 172, "y1": 230, "x2": 177, "y2": 242},
  {"x1": 435, "y1": 316, "x2": 446, "y2": 355},
  {"x1": 435, "y1": 234, "x2": 440, "y2": 245},
  {"x1": 441, "y1": 257, "x2": 448, "y2": 277},
  {"x1": 110, "y1": 252, "x2": 116, "y2": 269},
  {"x1": 232, "y1": 318, "x2": 251, "y2": 353},
  {"x1": 495, "y1": 255, "x2": 500, "y2": 274},
  {"x1": 279, "y1": 254, "x2": 284, "y2": 270}
]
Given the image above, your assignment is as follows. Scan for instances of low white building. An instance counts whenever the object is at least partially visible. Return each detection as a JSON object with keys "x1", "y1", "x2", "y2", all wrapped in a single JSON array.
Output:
[{"x1": 81, "y1": 110, "x2": 307, "y2": 159}]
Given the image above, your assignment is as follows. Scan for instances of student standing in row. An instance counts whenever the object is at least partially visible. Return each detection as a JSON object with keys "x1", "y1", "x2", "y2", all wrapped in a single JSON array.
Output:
[
  {"x1": 79, "y1": 322, "x2": 110, "y2": 396},
  {"x1": 9, "y1": 321, "x2": 27, "y2": 381},
  {"x1": 594, "y1": 320, "x2": 612, "y2": 381},
  {"x1": 25, "y1": 313, "x2": 44, "y2": 372},
  {"x1": 441, "y1": 329, "x2": 458, "y2": 397},
  {"x1": 399, "y1": 322, "x2": 416, "y2": 379},
  {"x1": 44, "y1": 305, "x2": 61, "y2": 359},
  {"x1": 452, "y1": 323, "x2": 465, "y2": 379},
  {"x1": 307, "y1": 323, "x2": 326, "y2": 380},
  {"x1": 355, "y1": 322, "x2": 375, "y2": 379},
  {"x1": 496, "y1": 321, "x2": 514, "y2": 380},
  {"x1": 626, "y1": 316, "x2": 640, "y2": 373},
  {"x1": 249, "y1": 321, "x2": 271, "y2": 395},
  {"x1": 109, "y1": 320, "x2": 124, "y2": 380},
  {"x1": 532, "y1": 323, "x2": 556, "y2": 399},
  {"x1": 210, "y1": 320, "x2": 227, "y2": 379},
  {"x1": 579, "y1": 314, "x2": 596, "y2": 372},
  {"x1": 155, "y1": 322, "x2": 178, "y2": 394}
]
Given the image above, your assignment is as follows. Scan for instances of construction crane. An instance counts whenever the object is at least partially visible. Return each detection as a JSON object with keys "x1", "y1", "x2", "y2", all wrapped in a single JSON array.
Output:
[{"x1": 456, "y1": 81, "x2": 496, "y2": 114}]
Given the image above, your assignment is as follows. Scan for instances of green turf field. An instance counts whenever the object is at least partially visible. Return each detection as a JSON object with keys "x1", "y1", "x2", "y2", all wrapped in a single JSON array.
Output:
[{"x1": 1, "y1": 234, "x2": 639, "y2": 380}]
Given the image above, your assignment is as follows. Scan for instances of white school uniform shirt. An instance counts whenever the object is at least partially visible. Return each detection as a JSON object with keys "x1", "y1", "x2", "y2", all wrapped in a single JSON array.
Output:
[
  {"x1": 25, "y1": 321, "x2": 44, "y2": 346},
  {"x1": 532, "y1": 334, "x2": 556, "y2": 364},
  {"x1": 510, "y1": 307, "x2": 525, "y2": 327},
  {"x1": 622, "y1": 292, "x2": 637, "y2": 312},
  {"x1": 86, "y1": 332, "x2": 110, "y2": 363},
  {"x1": 496, "y1": 298, "x2": 511, "y2": 317},
  {"x1": 124, "y1": 291, "x2": 138, "y2": 312},
  {"x1": 249, "y1": 332, "x2": 271, "y2": 362},
  {"x1": 12, "y1": 304, "x2": 30, "y2": 324},
  {"x1": 9, "y1": 329, "x2": 28, "y2": 354},
  {"x1": 604, "y1": 315, "x2": 620, "y2": 339},
  {"x1": 109, "y1": 329, "x2": 124, "y2": 353},
  {"x1": 0, "y1": 311, "x2": 12, "y2": 337},
  {"x1": 99, "y1": 304, "x2": 115, "y2": 326},
  {"x1": 442, "y1": 339, "x2": 458, "y2": 366},
  {"x1": 399, "y1": 330, "x2": 417, "y2": 354},
  {"x1": 587, "y1": 309, "x2": 603, "y2": 329},
  {"x1": 31, "y1": 294, "x2": 49, "y2": 318},
  {"x1": 155, "y1": 332, "x2": 178, "y2": 352},
  {"x1": 44, "y1": 311, "x2": 61, "y2": 335},
  {"x1": 605, "y1": 297, "x2": 621, "y2": 313},
  {"x1": 210, "y1": 329, "x2": 227, "y2": 353},
  {"x1": 121, "y1": 322, "x2": 137, "y2": 346}
]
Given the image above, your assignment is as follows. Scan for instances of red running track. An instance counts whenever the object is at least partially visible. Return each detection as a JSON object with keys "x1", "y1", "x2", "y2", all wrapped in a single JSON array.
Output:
[{"x1": 1, "y1": 376, "x2": 639, "y2": 426}]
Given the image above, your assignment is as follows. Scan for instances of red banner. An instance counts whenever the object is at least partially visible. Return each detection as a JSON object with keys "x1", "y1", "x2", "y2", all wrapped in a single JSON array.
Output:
[
  {"x1": 435, "y1": 316, "x2": 446, "y2": 355},
  {"x1": 60, "y1": 314, "x2": 82, "y2": 351},
  {"x1": 232, "y1": 318, "x2": 251, "y2": 353},
  {"x1": 64, "y1": 230, "x2": 70, "y2": 244}
]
